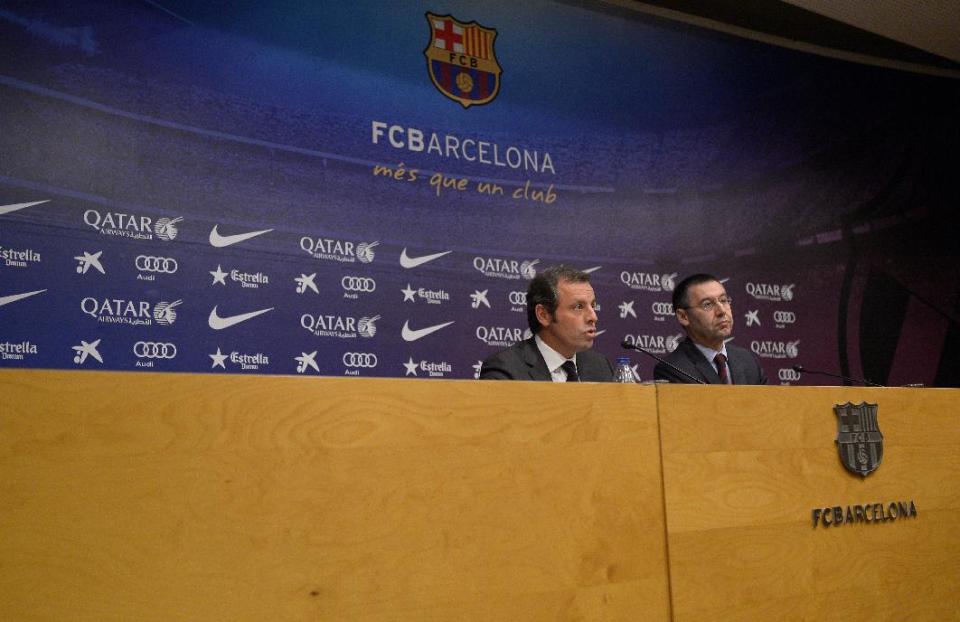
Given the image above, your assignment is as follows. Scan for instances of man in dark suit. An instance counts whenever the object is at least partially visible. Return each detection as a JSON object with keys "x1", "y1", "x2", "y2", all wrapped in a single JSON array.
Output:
[
  {"x1": 654, "y1": 273, "x2": 767, "y2": 385},
  {"x1": 480, "y1": 265, "x2": 614, "y2": 382}
]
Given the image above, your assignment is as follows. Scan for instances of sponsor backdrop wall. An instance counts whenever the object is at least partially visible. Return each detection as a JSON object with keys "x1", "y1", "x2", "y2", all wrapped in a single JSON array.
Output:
[{"x1": 1, "y1": 1, "x2": 958, "y2": 385}]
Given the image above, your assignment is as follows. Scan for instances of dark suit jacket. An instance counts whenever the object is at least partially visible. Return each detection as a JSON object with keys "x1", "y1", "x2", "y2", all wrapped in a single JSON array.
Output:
[
  {"x1": 479, "y1": 337, "x2": 615, "y2": 381},
  {"x1": 653, "y1": 337, "x2": 767, "y2": 385}
]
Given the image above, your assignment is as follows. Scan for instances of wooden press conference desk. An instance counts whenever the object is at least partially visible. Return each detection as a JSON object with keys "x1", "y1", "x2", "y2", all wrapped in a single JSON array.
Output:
[{"x1": 1, "y1": 369, "x2": 957, "y2": 621}]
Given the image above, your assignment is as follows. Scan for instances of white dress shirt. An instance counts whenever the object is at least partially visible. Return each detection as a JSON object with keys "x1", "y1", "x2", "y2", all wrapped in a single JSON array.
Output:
[
  {"x1": 535, "y1": 334, "x2": 578, "y2": 382},
  {"x1": 692, "y1": 341, "x2": 731, "y2": 383}
]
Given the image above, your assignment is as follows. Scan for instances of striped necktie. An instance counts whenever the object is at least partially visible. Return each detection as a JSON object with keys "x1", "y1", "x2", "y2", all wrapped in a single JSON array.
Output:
[{"x1": 714, "y1": 352, "x2": 729, "y2": 384}]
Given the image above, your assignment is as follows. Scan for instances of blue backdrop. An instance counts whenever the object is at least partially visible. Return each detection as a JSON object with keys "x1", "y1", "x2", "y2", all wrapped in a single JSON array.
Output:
[{"x1": 1, "y1": 1, "x2": 958, "y2": 385}]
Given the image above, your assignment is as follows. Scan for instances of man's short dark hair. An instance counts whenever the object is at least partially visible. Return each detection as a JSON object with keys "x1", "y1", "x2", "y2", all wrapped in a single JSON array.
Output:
[
  {"x1": 672, "y1": 273, "x2": 720, "y2": 310},
  {"x1": 527, "y1": 265, "x2": 591, "y2": 334}
]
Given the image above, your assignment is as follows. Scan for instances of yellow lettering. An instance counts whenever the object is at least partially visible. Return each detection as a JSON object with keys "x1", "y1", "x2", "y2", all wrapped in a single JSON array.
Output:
[
  {"x1": 429, "y1": 172, "x2": 469, "y2": 197},
  {"x1": 476, "y1": 182, "x2": 504, "y2": 196},
  {"x1": 511, "y1": 180, "x2": 560, "y2": 205},
  {"x1": 373, "y1": 163, "x2": 419, "y2": 184}
]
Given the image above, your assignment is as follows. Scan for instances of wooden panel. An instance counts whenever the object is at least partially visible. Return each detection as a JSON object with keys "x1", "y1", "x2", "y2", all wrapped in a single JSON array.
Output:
[
  {"x1": 657, "y1": 385, "x2": 960, "y2": 622},
  {"x1": 0, "y1": 370, "x2": 670, "y2": 622}
]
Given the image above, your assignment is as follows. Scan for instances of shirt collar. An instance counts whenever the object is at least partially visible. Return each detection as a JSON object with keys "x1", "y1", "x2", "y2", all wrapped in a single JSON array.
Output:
[
  {"x1": 692, "y1": 340, "x2": 728, "y2": 363},
  {"x1": 535, "y1": 334, "x2": 576, "y2": 373}
]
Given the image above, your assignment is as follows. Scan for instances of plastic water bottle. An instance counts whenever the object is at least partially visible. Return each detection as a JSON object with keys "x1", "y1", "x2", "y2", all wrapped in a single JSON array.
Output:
[{"x1": 614, "y1": 356, "x2": 638, "y2": 383}]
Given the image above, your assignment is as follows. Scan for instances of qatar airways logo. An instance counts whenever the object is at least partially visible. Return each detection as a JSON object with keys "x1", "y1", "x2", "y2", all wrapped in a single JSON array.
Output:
[
  {"x1": 746, "y1": 282, "x2": 795, "y2": 302},
  {"x1": 300, "y1": 313, "x2": 380, "y2": 339},
  {"x1": 751, "y1": 340, "x2": 800, "y2": 359},
  {"x1": 476, "y1": 326, "x2": 530, "y2": 348},
  {"x1": 623, "y1": 333, "x2": 683, "y2": 355},
  {"x1": 83, "y1": 210, "x2": 182, "y2": 241},
  {"x1": 473, "y1": 256, "x2": 539, "y2": 280},
  {"x1": 300, "y1": 236, "x2": 379, "y2": 264},
  {"x1": 81, "y1": 297, "x2": 181, "y2": 327},
  {"x1": 620, "y1": 271, "x2": 677, "y2": 292}
]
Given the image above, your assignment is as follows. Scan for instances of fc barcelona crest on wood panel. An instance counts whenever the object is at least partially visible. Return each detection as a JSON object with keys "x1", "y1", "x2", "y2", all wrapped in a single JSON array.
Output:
[
  {"x1": 834, "y1": 402, "x2": 883, "y2": 476},
  {"x1": 424, "y1": 13, "x2": 502, "y2": 108}
]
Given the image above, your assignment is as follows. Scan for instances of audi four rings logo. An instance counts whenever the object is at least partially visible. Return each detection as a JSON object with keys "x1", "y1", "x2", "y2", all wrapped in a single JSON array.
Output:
[
  {"x1": 774, "y1": 311, "x2": 796, "y2": 324},
  {"x1": 651, "y1": 302, "x2": 674, "y2": 315},
  {"x1": 779, "y1": 368, "x2": 801, "y2": 381},
  {"x1": 133, "y1": 341, "x2": 178, "y2": 359},
  {"x1": 341, "y1": 276, "x2": 376, "y2": 292},
  {"x1": 342, "y1": 352, "x2": 378, "y2": 368},
  {"x1": 135, "y1": 255, "x2": 179, "y2": 273},
  {"x1": 508, "y1": 291, "x2": 527, "y2": 305}
]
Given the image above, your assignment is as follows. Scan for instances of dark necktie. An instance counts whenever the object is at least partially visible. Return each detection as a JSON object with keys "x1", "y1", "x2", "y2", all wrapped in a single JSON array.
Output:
[
  {"x1": 714, "y1": 353, "x2": 729, "y2": 384},
  {"x1": 561, "y1": 360, "x2": 579, "y2": 382}
]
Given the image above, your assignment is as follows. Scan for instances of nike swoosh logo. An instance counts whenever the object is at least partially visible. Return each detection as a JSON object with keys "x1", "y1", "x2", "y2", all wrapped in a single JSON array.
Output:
[
  {"x1": 209, "y1": 225, "x2": 274, "y2": 248},
  {"x1": 208, "y1": 305, "x2": 274, "y2": 330},
  {"x1": 582, "y1": 266, "x2": 602, "y2": 274},
  {"x1": 401, "y1": 320, "x2": 454, "y2": 341},
  {"x1": 0, "y1": 200, "x2": 49, "y2": 215},
  {"x1": 399, "y1": 248, "x2": 452, "y2": 269},
  {"x1": 0, "y1": 289, "x2": 47, "y2": 307}
]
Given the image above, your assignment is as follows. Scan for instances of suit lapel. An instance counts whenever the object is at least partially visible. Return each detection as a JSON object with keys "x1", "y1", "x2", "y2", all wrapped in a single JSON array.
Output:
[
  {"x1": 682, "y1": 339, "x2": 722, "y2": 384},
  {"x1": 577, "y1": 353, "x2": 596, "y2": 382},
  {"x1": 521, "y1": 338, "x2": 553, "y2": 381},
  {"x1": 727, "y1": 347, "x2": 748, "y2": 385}
]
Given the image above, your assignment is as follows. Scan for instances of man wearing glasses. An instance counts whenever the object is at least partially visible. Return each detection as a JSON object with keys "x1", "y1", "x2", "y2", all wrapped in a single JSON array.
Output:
[{"x1": 654, "y1": 273, "x2": 767, "y2": 385}]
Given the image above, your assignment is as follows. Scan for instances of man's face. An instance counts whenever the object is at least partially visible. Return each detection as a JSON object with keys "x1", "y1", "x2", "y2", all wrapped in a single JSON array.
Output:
[
  {"x1": 537, "y1": 279, "x2": 598, "y2": 358},
  {"x1": 677, "y1": 280, "x2": 733, "y2": 350}
]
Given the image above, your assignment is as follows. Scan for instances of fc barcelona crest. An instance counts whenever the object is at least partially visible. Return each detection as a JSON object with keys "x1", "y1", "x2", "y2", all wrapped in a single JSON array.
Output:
[
  {"x1": 424, "y1": 13, "x2": 502, "y2": 108},
  {"x1": 834, "y1": 402, "x2": 883, "y2": 477}
]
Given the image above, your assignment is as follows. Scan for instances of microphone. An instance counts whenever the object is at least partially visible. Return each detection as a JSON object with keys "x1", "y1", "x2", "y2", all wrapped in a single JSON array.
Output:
[
  {"x1": 791, "y1": 364, "x2": 885, "y2": 387},
  {"x1": 621, "y1": 339, "x2": 706, "y2": 385}
]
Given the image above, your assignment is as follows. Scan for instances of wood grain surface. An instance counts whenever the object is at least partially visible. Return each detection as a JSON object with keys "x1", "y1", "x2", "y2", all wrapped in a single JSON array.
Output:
[
  {"x1": 0, "y1": 370, "x2": 670, "y2": 621},
  {"x1": 657, "y1": 384, "x2": 960, "y2": 622}
]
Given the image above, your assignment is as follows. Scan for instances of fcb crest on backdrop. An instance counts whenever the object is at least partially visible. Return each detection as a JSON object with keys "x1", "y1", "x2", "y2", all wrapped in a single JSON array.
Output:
[
  {"x1": 424, "y1": 13, "x2": 501, "y2": 108},
  {"x1": 834, "y1": 402, "x2": 884, "y2": 476}
]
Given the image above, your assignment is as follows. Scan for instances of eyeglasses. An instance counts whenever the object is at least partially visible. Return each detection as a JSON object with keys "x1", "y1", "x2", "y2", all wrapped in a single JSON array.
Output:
[{"x1": 682, "y1": 296, "x2": 733, "y2": 312}]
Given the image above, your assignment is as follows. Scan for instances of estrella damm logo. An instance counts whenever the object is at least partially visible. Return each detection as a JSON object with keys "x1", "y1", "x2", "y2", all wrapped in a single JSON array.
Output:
[{"x1": 424, "y1": 13, "x2": 501, "y2": 108}]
